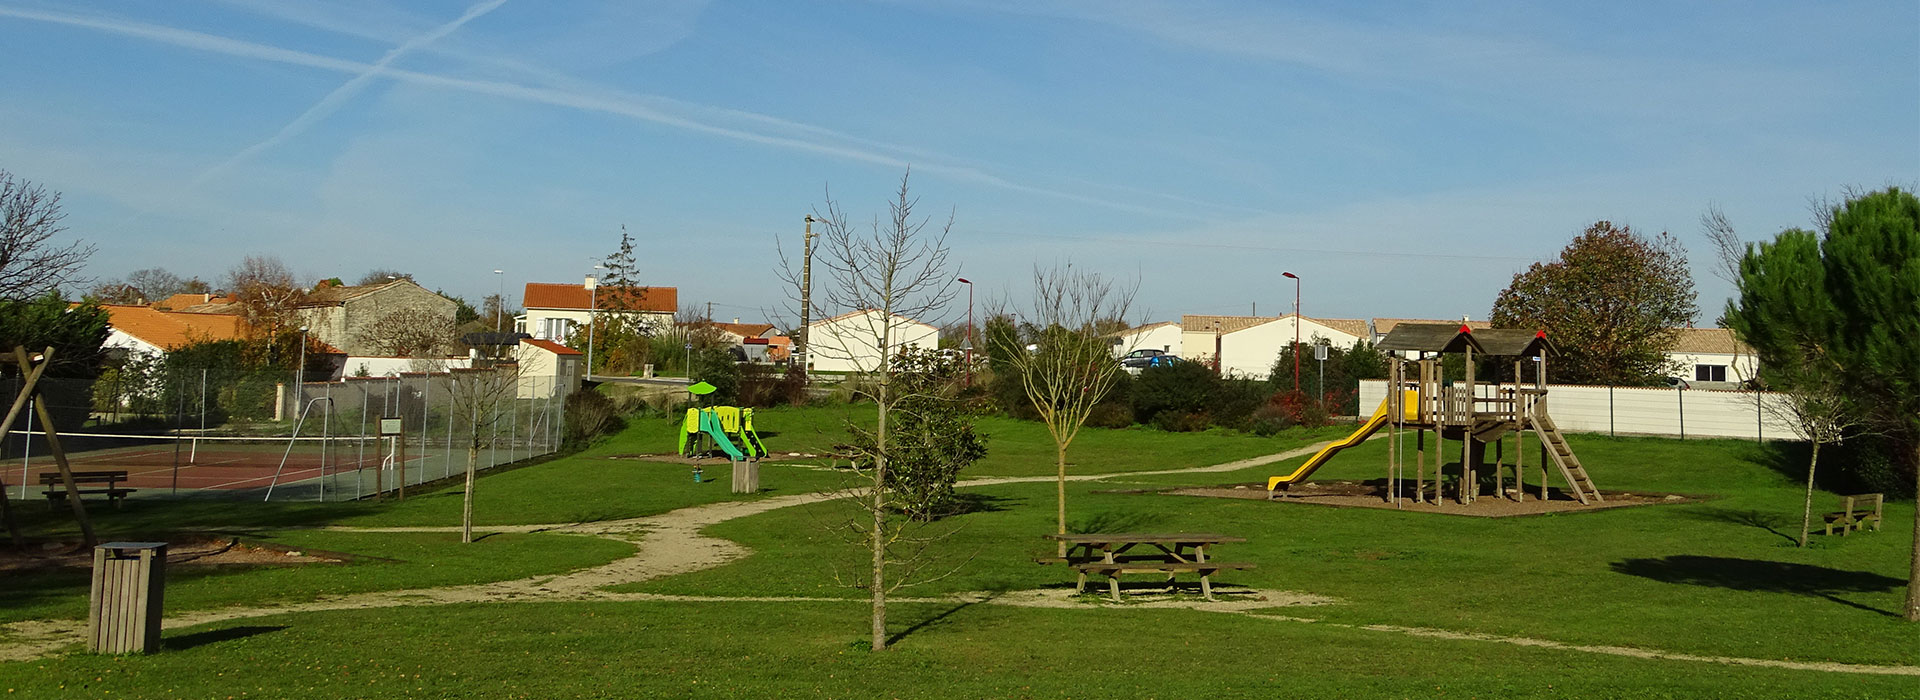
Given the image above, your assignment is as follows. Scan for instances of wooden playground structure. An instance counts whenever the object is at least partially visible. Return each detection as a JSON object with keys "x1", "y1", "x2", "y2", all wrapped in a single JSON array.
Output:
[
  {"x1": 1378, "y1": 323, "x2": 1600, "y2": 505},
  {"x1": 1266, "y1": 323, "x2": 1601, "y2": 506}
]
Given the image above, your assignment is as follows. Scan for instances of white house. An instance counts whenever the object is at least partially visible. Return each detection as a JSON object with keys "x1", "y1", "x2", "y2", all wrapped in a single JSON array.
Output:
[
  {"x1": 805, "y1": 309, "x2": 939, "y2": 373},
  {"x1": 516, "y1": 338, "x2": 584, "y2": 399},
  {"x1": 1179, "y1": 315, "x2": 1269, "y2": 365},
  {"x1": 1667, "y1": 327, "x2": 1756, "y2": 387},
  {"x1": 1109, "y1": 321, "x2": 1181, "y2": 358},
  {"x1": 520, "y1": 280, "x2": 677, "y2": 343},
  {"x1": 1217, "y1": 314, "x2": 1368, "y2": 380}
]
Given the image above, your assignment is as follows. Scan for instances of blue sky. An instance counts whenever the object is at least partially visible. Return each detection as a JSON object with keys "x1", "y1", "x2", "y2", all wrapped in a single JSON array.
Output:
[{"x1": 1, "y1": 0, "x2": 1914, "y2": 328}]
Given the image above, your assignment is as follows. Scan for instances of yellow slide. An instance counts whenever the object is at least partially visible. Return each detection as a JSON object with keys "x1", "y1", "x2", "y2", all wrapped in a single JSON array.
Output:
[{"x1": 1267, "y1": 391, "x2": 1416, "y2": 491}]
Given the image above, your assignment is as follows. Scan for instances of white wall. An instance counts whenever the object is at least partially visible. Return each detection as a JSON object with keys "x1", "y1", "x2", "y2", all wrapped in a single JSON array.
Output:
[
  {"x1": 1358, "y1": 380, "x2": 1803, "y2": 440},
  {"x1": 1219, "y1": 320, "x2": 1362, "y2": 380},
  {"x1": 1111, "y1": 324, "x2": 1182, "y2": 358},
  {"x1": 807, "y1": 310, "x2": 939, "y2": 373}
]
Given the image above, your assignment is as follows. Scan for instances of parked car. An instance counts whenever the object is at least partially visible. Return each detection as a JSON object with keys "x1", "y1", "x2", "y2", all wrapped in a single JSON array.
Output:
[{"x1": 1120, "y1": 348, "x2": 1180, "y2": 370}]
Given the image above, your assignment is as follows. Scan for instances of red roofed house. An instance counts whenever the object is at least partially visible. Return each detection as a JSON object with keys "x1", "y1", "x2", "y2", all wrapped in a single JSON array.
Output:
[
  {"x1": 516, "y1": 338, "x2": 584, "y2": 398},
  {"x1": 521, "y1": 279, "x2": 677, "y2": 343}
]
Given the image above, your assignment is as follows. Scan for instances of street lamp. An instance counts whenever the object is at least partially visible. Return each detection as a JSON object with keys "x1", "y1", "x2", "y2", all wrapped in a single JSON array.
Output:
[
  {"x1": 957, "y1": 277, "x2": 974, "y2": 387},
  {"x1": 493, "y1": 269, "x2": 505, "y2": 333},
  {"x1": 585, "y1": 264, "x2": 605, "y2": 379},
  {"x1": 1282, "y1": 271, "x2": 1300, "y2": 393}
]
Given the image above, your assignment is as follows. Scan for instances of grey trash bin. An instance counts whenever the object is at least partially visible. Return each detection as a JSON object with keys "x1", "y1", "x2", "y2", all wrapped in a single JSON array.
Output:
[{"x1": 89, "y1": 542, "x2": 167, "y2": 654}]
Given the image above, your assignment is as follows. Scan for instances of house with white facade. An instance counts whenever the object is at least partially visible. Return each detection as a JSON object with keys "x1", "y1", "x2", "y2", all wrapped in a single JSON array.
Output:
[
  {"x1": 1108, "y1": 321, "x2": 1181, "y2": 358},
  {"x1": 1179, "y1": 315, "x2": 1269, "y2": 365},
  {"x1": 516, "y1": 338, "x2": 584, "y2": 399},
  {"x1": 520, "y1": 280, "x2": 677, "y2": 343},
  {"x1": 805, "y1": 309, "x2": 938, "y2": 373},
  {"x1": 1667, "y1": 327, "x2": 1755, "y2": 387},
  {"x1": 1217, "y1": 314, "x2": 1368, "y2": 380}
]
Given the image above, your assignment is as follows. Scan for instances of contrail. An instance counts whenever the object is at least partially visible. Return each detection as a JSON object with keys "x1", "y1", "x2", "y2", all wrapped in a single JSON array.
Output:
[
  {"x1": 0, "y1": 4, "x2": 1209, "y2": 221},
  {"x1": 188, "y1": 0, "x2": 511, "y2": 188}
]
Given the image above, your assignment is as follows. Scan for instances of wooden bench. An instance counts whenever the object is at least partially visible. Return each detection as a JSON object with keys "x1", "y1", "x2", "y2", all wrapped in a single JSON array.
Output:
[
  {"x1": 40, "y1": 471, "x2": 134, "y2": 509},
  {"x1": 1071, "y1": 560, "x2": 1255, "y2": 602},
  {"x1": 1823, "y1": 494, "x2": 1883, "y2": 536}
]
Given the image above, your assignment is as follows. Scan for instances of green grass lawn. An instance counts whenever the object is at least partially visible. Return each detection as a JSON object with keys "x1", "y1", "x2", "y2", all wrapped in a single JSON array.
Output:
[
  {"x1": 618, "y1": 433, "x2": 1920, "y2": 667},
  {"x1": 2, "y1": 405, "x2": 1916, "y2": 698},
  {"x1": 5, "y1": 601, "x2": 1913, "y2": 699}
]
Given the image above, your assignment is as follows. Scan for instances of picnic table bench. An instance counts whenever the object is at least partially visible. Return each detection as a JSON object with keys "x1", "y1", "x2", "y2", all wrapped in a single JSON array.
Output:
[
  {"x1": 1823, "y1": 493, "x2": 1883, "y2": 536},
  {"x1": 1041, "y1": 533, "x2": 1253, "y2": 602},
  {"x1": 40, "y1": 470, "x2": 134, "y2": 509}
]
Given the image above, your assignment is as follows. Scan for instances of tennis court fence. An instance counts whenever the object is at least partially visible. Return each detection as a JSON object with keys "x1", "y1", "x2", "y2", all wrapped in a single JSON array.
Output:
[{"x1": 1, "y1": 366, "x2": 571, "y2": 502}]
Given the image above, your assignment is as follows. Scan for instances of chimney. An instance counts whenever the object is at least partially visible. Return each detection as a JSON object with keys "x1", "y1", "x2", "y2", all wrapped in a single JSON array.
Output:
[{"x1": 732, "y1": 318, "x2": 740, "y2": 324}]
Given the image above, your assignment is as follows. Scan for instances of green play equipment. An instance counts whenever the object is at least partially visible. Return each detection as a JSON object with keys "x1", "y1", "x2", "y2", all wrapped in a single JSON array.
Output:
[
  {"x1": 677, "y1": 406, "x2": 765, "y2": 494},
  {"x1": 678, "y1": 406, "x2": 767, "y2": 461}
]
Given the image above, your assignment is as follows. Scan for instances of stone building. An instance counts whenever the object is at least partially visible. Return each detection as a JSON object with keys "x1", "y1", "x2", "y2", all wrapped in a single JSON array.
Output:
[{"x1": 295, "y1": 279, "x2": 459, "y2": 356}]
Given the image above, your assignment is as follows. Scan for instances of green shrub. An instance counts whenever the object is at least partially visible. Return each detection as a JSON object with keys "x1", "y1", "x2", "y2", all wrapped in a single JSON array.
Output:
[{"x1": 1132, "y1": 360, "x2": 1216, "y2": 425}]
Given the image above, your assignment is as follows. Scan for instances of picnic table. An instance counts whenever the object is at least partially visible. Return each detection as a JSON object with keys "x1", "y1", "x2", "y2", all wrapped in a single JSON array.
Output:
[{"x1": 1042, "y1": 533, "x2": 1253, "y2": 602}]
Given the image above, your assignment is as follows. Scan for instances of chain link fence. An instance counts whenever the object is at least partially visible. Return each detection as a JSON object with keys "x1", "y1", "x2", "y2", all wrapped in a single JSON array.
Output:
[{"x1": 2, "y1": 366, "x2": 570, "y2": 502}]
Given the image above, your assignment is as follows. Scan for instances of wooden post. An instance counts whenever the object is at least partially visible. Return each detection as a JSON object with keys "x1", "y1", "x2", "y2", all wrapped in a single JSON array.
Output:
[
  {"x1": 31, "y1": 388, "x2": 96, "y2": 547},
  {"x1": 0, "y1": 345, "x2": 54, "y2": 548}
]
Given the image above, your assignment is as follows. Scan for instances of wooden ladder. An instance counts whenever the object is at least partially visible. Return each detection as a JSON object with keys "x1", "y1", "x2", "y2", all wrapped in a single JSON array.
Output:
[{"x1": 1528, "y1": 404, "x2": 1602, "y2": 504}]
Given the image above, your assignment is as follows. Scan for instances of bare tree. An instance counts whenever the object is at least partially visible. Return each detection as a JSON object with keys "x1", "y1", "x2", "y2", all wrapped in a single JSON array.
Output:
[
  {"x1": 1700, "y1": 204, "x2": 1743, "y2": 287},
  {"x1": 224, "y1": 255, "x2": 305, "y2": 339},
  {"x1": 0, "y1": 170, "x2": 93, "y2": 300},
  {"x1": 355, "y1": 269, "x2": 413, "y2": 286},
  {"x1": 997, "y1": 263, "x2": 1137, "y2": 553},
  {"x1": 785, "y1": 171, "x2": 958, "y2": 651},
  {"x1": 443, "y1": 360, "x2": 528, "y2": 543},
  {"x1": 1758, "y1": 384, "x2": 1860, "y2": 547},
  {"x1": 355, "y1": 308, "x2": 459, "y2": 358}
]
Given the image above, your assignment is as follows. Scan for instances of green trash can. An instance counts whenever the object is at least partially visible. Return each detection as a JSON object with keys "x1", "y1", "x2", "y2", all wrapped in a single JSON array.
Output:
[{"x1": 89, "y1": 542, "x2": 167, "y2": 654}]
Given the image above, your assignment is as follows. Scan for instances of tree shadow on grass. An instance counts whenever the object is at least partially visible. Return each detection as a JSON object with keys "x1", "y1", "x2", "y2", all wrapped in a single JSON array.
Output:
[
  {"x1": 1611, "y1": 555, "x2": 1905, "y2": 618},
  {"x1": 1677, "y1": 507, "x2": 1798, "y2": 544},
  {"x1": 163, "y1": 625, "x2": 287, "y2": 651},
  {"x1": 886, "y1": 594, "x2": 996, "y2": 647}
]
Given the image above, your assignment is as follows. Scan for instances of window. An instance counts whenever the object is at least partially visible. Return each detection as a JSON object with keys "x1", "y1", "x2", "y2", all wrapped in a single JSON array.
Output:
[{"x1": 1694, "y1": 364, "x2": 1727, "y2": 382}]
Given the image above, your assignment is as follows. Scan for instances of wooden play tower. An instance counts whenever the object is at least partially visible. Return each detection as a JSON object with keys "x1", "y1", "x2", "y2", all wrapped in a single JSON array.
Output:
[{"x1": 1376, "y1": 323, "x2": 1601, "y2": 506}]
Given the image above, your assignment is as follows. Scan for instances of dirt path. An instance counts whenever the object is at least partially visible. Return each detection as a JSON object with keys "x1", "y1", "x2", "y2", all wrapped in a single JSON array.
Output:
[{"x1": 6, "y1": 439, "x2": 1917, "y2": 677}]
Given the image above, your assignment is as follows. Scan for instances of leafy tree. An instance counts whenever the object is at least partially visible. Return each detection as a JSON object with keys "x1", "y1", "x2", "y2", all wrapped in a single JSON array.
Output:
[
  {"x1": 688, "y1": 346, "x2": 741, "y2": 405},
  {"x1": 601, "y1": 225, "x2": 643, "y2": 311},
  {"x1": 0, "y1": 170, "x2": 93, "y2": 301},
  {"x1": 1724, "y1": 228, "x2": 1858, "y2": 547},
  {"x1": 1490, "y1": 221, "x2": 1697, "y2": 385},
  {"x1": 847, "y1": 348, "x2": 987, "y2": 521},
  {"x1": 440, "y1": 292, "x2": 481, "y2": 325},
  {"x1": 0, "y1": 292, "x2": 109, "y2": 379},
  {"x1": 1808, "y1": 188, "x2": 1920, "y2": 621}
]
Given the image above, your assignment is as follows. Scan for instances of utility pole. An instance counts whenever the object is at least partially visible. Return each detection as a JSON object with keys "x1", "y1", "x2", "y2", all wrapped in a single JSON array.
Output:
[
  {"x1": 706, "y1": 301, "x2": 712, "y2": 320},
  {"x1": 797, "y1": 215, "x2": 817, "y2": 380}
]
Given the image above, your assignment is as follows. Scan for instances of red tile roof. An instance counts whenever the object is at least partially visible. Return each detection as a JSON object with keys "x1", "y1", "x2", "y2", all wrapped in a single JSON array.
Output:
[
  {"x1": 100, "y1": 305, "x2": 249, "y2": 350},
  {"x1": 520, "y1": 338, "x2": 582, "y2": 356},
  {"x1": 523, "y1": 282, "x2": 676, "y2": 313},
  {"x1": 708, "y1": 321, "x2": 776, "y2": 338}
]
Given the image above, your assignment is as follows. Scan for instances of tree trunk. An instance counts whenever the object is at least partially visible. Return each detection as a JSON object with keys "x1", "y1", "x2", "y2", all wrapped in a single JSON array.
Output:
[
  {"x1": 1798, "y1": 440, "x2": 1821, "y2": 547},
  {"x1": 462, "y1": 443, "x2": 478, "y2": 544},
  {"x1": 1056, "y1": 441, "x2": 1068, "y2": 558},
  {"x1": 871, "y1": 339, "x2": 891, "y2": 651},
  {"x1": 1907, "y1": 443, "x2": 1920, "y2": 622}
]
